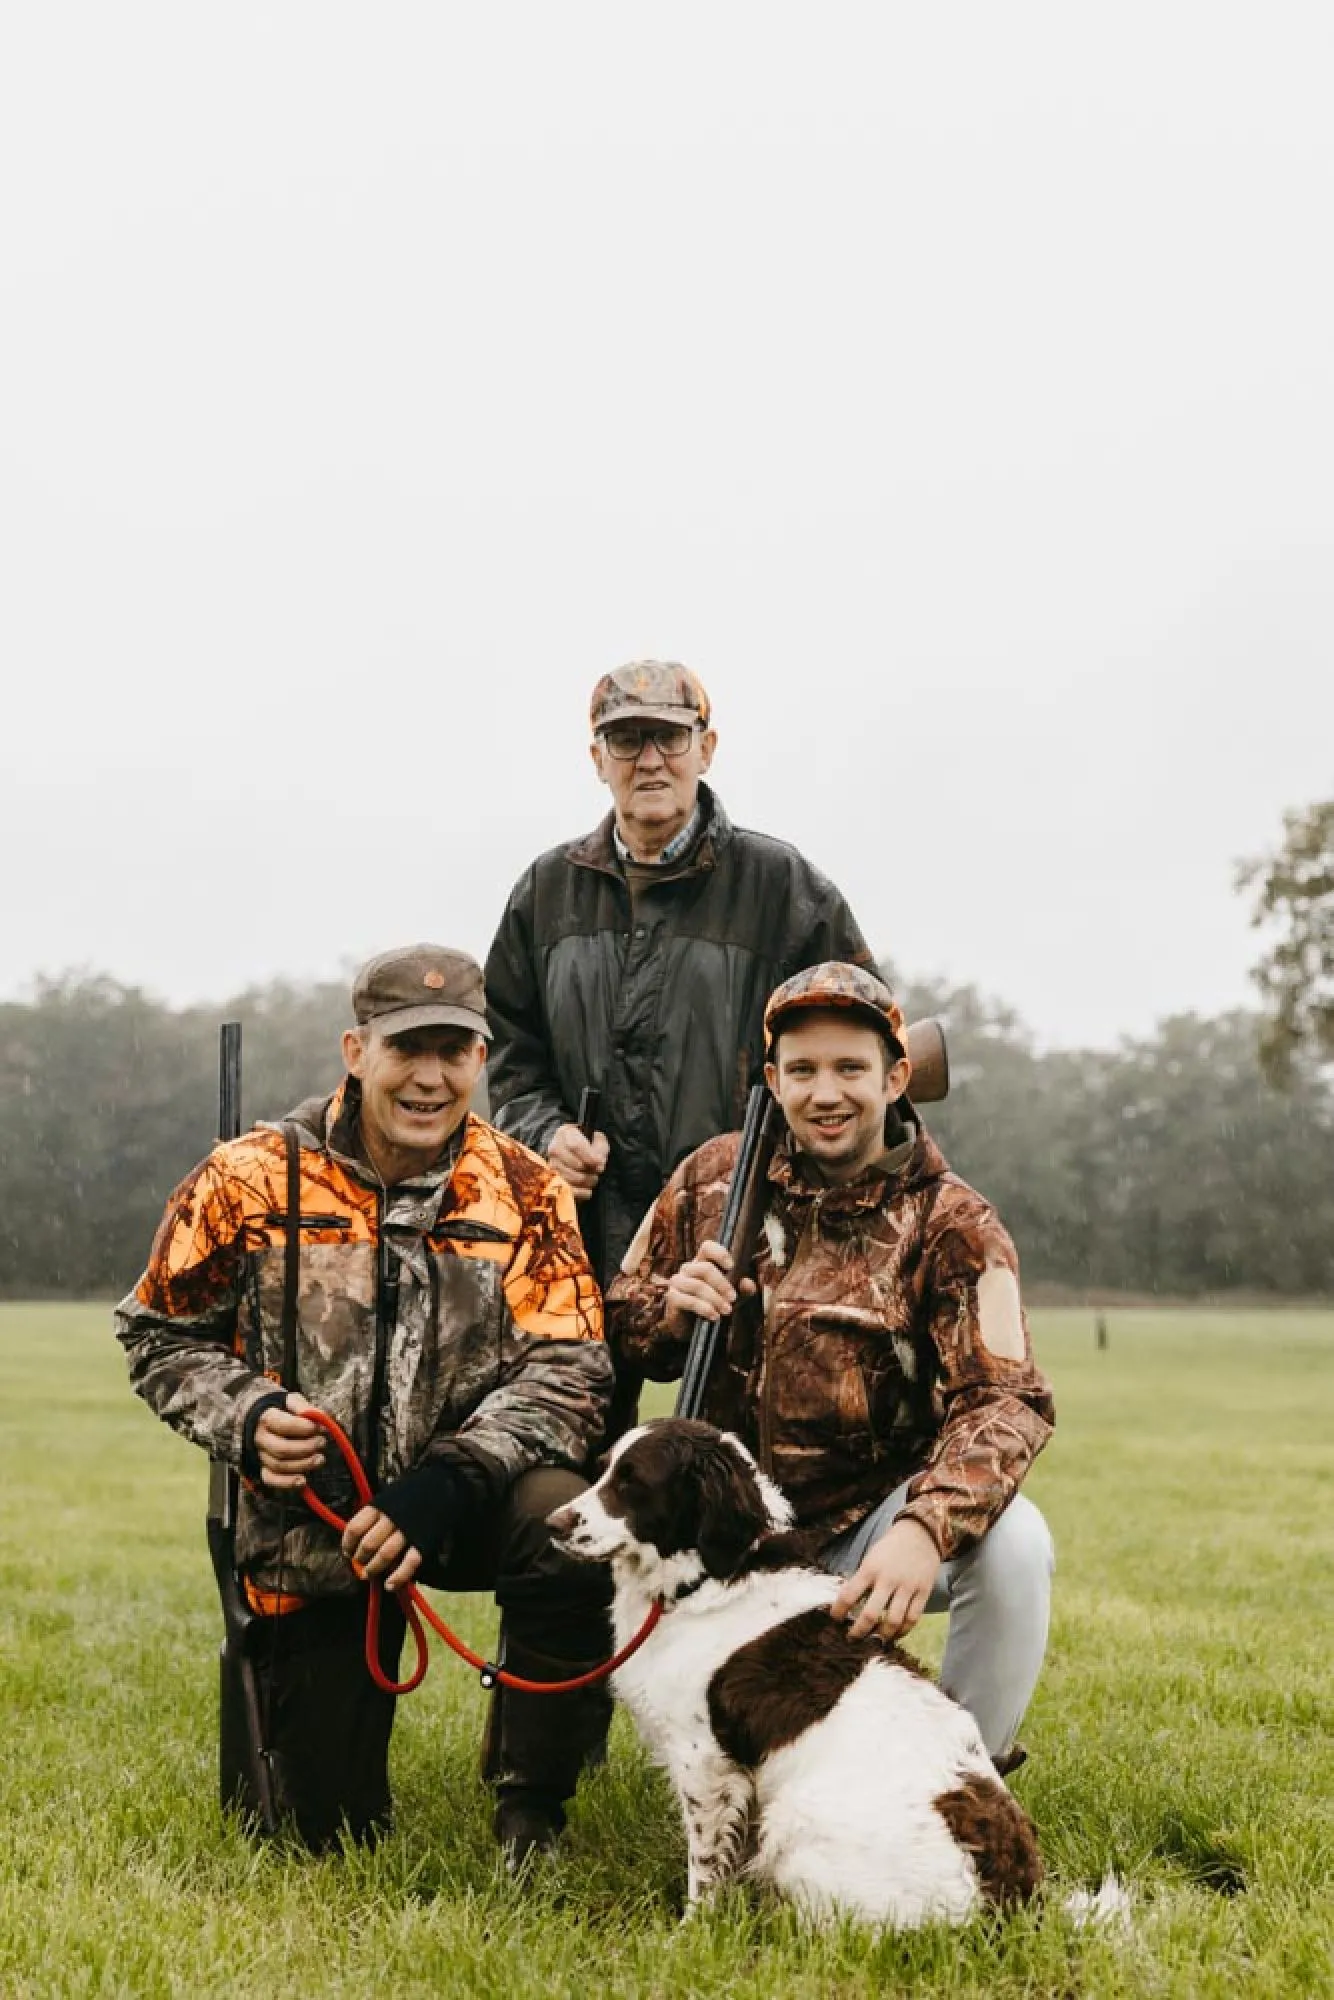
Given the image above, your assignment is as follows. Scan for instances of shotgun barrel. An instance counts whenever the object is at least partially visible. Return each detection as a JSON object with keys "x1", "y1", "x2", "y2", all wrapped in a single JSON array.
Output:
[
  {"x1": 206, "y1": 1021, "x2": 281, "y2": 1833},
  {"x1": 675, "y1": 1084, "x2": 783, "y2": 1420}
]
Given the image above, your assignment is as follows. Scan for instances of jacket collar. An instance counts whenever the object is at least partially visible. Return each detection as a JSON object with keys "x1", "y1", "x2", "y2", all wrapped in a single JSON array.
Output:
[
  {"x1": 766, "y1": 1116, "x2": 950, "y2": 1218},
  {"x1": 284, "y1": 1078, "x2": 468, "y2": 1199},
  {"x1": 564, "y1": 781, "x2": 732, "y2": 878}
]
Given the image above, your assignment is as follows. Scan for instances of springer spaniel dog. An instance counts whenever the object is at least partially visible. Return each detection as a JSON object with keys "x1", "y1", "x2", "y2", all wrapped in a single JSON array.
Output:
[{"x1": 548, "y1": 1418, "x2": 1044, "y2": 1928}]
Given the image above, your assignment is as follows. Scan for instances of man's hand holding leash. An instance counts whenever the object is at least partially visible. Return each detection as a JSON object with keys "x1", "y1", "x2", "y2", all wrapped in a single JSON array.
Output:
[
  {"x1": 254, "y1": 1391, "x2": 423, "y2": 1591},
  {"x1": 340, "y1": 1507, "x2": 424, "y2": 1594},
  {"x1": 252, "y1": 1391, "x2": 325, "y2": 1491}
]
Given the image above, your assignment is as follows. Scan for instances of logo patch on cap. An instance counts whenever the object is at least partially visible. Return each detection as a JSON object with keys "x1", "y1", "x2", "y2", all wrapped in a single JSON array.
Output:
[{"x1": 423, "y1": 970, "x2": 446, "y2": 989}]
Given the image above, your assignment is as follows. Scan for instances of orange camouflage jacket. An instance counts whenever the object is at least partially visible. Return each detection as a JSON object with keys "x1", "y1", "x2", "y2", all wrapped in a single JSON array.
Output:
[{"x1": 115, "y1": 1083, "x2": 610, "y2": 1597}]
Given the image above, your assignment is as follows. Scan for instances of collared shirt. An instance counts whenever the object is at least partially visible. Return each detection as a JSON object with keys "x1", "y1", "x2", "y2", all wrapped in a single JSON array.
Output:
[{"x1": 613, "y1": 801, "x2": 703, "y2": 868}]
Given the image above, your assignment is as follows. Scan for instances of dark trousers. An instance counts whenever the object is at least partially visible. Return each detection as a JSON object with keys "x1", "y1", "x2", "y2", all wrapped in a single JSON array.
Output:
[{"x1": 226, "y1": 1465, "x2": 612, "y2": 1851}]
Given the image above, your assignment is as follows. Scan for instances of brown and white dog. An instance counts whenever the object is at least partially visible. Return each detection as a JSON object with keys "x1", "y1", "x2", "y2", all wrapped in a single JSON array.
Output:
[{"x1": 548, "y1": 1418, "x2": 1045, "y2": 1928}]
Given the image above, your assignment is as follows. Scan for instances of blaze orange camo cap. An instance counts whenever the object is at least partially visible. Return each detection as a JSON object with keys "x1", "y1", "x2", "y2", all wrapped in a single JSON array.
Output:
[
  {"x1": 764, "y1": 961, "x2": 907, "y2": 1054},
  {"x1": 589, "y1": 660, "x2": 712, "y2": 733},
  {"x1": 352, "y1": 944, "x2": 492, "y2": 1041}
]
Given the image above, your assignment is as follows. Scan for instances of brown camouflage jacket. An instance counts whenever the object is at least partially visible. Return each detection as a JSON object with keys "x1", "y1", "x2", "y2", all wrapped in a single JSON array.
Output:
[
  {"x1": 607, "y1": 1124, "x2": 1054, "y2": 1558},
  {"x1": 114, "y1": 1084, "x2": 611, "y2": 1597}
]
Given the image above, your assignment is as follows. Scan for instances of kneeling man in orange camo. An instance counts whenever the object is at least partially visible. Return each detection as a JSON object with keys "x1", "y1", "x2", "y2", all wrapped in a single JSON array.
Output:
[
  {"x1": 115, "y1": 945, "x2": 613, "y2": 1866},
  {"x1": 607, "y1": 962, "x2": 1056, "y2": 1771}
]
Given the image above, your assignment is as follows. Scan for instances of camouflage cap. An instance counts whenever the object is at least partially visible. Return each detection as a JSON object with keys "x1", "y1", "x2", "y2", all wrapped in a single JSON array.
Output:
[
  {"x1": 352, "y1": 944, "x2": 492, "y2": 1041},
  {"x1": 589, "y1": 660, "x2": 712, "y2": 733},
  {"x1": 764, "y1": 961, "x2": 907, "y2": 1055}
]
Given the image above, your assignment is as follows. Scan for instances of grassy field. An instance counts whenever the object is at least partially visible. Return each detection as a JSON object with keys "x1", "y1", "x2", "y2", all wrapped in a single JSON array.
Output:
[{"x1": 1, "y1": 1304, "x2": 1332, "y2": 1998}]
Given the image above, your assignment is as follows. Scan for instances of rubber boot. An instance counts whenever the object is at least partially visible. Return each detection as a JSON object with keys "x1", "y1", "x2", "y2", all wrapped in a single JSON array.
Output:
[
  {"x1": 488, "y1": 1637, "x2": 615, "y2": 1871},
  {"x1": 480, "y1": 1616, "x2": 613, "y2": 1783}
]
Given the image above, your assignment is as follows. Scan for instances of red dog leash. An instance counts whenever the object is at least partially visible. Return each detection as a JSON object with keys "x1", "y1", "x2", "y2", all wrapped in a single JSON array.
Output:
[{"x1": 296, "y1": 1407, "x2": 663, "y2": 1696}]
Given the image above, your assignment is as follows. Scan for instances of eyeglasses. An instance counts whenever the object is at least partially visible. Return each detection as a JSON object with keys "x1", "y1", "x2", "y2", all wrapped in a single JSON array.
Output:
[{"x1": 598, "y1": 722, "x2": 697, "y2": 761}]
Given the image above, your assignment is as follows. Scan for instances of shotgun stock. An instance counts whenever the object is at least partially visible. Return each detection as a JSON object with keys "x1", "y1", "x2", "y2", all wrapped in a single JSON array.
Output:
[{"x1": 903, "y1": 1017, "x2": 949, "y2": 1104}]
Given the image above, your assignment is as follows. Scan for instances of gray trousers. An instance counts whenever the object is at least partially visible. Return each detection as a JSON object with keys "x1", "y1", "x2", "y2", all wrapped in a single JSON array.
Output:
[{"x1": 821, "y1": 1484, "x2": 1054, "y2": 1759}]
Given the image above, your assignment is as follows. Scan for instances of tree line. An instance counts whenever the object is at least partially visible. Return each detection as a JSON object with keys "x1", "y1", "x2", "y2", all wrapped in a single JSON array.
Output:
[{"x1": 2, "y1": 967, "x2": 1331, "y2": 1300}]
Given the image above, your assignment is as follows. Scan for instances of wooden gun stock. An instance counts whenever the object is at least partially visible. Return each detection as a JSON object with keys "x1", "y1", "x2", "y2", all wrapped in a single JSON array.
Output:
[{"x1": 903, "y1": 1017, "x2": 949, "y2": 1104}]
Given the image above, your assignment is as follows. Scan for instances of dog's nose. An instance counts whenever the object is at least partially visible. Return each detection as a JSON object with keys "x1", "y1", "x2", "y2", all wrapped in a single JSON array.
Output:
[{"x1": 546, "y1": 1504, "x2": 578, "y2": 1537}]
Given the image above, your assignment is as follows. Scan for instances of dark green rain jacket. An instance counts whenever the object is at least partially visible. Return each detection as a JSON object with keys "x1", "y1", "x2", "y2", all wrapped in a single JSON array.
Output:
[{"x1": 484, "y1": 784, "x2": 873, "y2": 1281}]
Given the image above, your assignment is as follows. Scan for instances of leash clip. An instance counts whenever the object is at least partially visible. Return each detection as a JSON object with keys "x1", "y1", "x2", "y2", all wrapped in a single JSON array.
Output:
[{"x1": 478, "y1": 1662, "x2": 500, "y2": 1691}]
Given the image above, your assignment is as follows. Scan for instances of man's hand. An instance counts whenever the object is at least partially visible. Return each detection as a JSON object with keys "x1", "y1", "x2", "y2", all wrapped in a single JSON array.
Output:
[
  {"x1": 548, "y1": 1123, "x2": 611, "y2": 1200},
  {"x1": 253, "y1": 1391, "x2": 325, "y2": 1492},
  {"x1": 341, "y1": 1505, "x2": 424, "y2": 1594},
  {"x1": 829, "y1": 1517, "x2": 941, "y2": 1642},
  {"x1": 664, "y1": 1240, "x2": 757, "y2": 1334}
]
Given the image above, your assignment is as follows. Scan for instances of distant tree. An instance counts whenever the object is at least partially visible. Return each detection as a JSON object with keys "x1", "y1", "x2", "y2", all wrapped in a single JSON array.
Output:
[
  {"x1": 3, "y1": 968, "x2": 1332, "y2": 1300},
  {"x1": 887, "y1": 969, "x2": 1334, "y2": 1297},
  {"x1": 1238, "y1": 797, "x2": 1334, "y2": 1082},
  {"x1": 1086, "y1": 1011, "x2": 1334, "y2": 1295},
  {"x1": 0, "y1": 975, "x2": 348, "y2": 1297},
  {"x1": 890, "y1": 973, "x2": 1098, "y2": 1281}
]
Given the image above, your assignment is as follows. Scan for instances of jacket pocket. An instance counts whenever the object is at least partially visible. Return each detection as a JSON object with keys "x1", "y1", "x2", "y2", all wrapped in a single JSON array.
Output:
[{"x1": 768, "y1": 1315, "x2": 879, "y2": 1462}]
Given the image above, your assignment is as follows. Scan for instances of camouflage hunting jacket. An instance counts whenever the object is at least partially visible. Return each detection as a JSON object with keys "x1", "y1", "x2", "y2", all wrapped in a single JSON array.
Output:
[
  {"x1": 114, "y1": 1084, "x2": 611, "y2": 1598},
  {"x1": 607, "y1": 1124, "x2": 1054, "y2": 1558},
  {"x1": 484, "y1": 782, "x2": 871, "y2": 1280}
]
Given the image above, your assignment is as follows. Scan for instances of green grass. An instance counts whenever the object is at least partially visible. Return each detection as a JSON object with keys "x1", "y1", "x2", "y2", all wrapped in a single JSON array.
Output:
[{"x1": 2, "y1": 1304, "x2": 1332, "y2": 1998}]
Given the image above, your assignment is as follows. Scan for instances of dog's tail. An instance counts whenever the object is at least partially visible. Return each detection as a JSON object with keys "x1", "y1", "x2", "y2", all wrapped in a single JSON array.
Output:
[{"x1": 1063, "y1": 1872, "x2": 1133, "y2": 1929}]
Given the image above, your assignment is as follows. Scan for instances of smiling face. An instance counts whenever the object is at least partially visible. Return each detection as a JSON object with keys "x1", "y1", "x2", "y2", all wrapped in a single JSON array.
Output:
[
  {"x1": 341, "y1": 1022, "x2": 486, "y2": 1184},
  {"x1": 765, "y1": 1012, "x2": 911, "y2": 1184},
  {"x1": 589, "y1": 720, "x2": 717, "y2": 859}
]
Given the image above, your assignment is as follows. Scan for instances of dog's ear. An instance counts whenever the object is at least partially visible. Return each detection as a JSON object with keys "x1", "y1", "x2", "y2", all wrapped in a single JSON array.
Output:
[
  {"x1": 716, "y1": 1429, "x2": 795, "y2": 1530},
  {"x1": 694, "y1": 1436, "x2": 773, "y2": 1579}
]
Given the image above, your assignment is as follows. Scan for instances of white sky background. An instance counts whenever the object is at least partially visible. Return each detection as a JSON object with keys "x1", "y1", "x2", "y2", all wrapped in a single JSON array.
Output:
[{"x1": 2, "y1": 4, "x2": 1331, "y2": 1049}]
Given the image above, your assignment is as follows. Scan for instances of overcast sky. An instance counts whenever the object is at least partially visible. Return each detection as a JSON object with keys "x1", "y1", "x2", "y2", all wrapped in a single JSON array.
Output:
[{"x1": 3, "y1": 4, "x2": 1330, "y2": 1049}]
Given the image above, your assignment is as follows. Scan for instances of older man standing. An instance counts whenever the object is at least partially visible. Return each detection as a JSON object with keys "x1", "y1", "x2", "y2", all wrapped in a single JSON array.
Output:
[{"x1": 485, "y1": 661, "x2": 873, "y2": 1303}]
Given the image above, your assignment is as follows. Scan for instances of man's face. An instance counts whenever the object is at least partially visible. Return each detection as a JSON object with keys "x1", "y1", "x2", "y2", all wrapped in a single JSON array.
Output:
[
  {"x1": 342, "y1": 1023, "x2": 486, "y2": 1174},
  {"x1": 590, "y1": 718, "x2": 717, "y2": 836},
  {"x1": 764, "y1": 1014, "x2": 911, "y2": 1183}
]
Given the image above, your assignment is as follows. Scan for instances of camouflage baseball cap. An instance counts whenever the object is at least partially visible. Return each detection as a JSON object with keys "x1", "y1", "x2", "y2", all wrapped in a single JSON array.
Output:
[
  {"x1": 764, "y1": 961, "x2": 907, "y2": 1054},
  {"x1": 352, "y1": 944, "x2": 492, "y2": 1041},
  {"x1": 589, "y1": 660, "x2": 712, "y2": 733}
]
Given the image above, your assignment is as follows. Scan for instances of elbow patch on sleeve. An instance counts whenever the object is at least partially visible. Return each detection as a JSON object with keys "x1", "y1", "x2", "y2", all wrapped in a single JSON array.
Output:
[{"x1": 976, "y1": 1264, "x2": 1026, "y2": 1360}]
